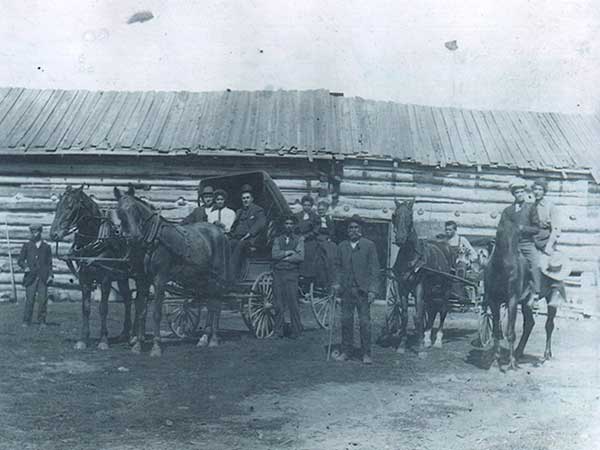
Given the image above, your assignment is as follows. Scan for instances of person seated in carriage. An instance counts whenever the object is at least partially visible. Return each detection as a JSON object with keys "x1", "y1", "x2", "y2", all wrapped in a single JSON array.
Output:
[
  {"x1": 207, "y1": 189, "x2": 236, "y2": 232},
  {"x1": 181, "y1": 184, "x2": 215, "y2": 225},
  {"x1": 440, "y1": 220, "x2": 477, "y2": 301},
  {"x1": 229, "y1": 184, "x2": 267, "y2": 280},
  {"x1": 316, "y1": 199, "x2": 336, "y2": 242}
]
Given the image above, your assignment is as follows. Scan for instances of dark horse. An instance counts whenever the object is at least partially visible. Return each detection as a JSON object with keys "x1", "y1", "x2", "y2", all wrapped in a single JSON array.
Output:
[
  {"x1": 113, "y1": 186, "x2": 229, "y2": 357},
  {"x1": 485, "y1": 212, "x2": 566, "y2": 370},
  {"x1": 50, "y1": 185, "x2": 148, "y2": 350},
  {"x1": 388, "y1": 200, "x2": 454, "y2": 356}
]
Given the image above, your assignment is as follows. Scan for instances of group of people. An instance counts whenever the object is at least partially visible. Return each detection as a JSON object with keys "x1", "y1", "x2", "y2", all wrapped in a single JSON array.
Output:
[{"x1": 17, "y1": 176, "x2": 563, "y2": 363}]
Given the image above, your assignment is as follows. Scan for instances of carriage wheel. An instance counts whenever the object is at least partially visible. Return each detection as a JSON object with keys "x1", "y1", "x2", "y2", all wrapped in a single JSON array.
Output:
[
  {"x1": 384, "y1": 278, "x2": 403, "y2": 334},
  {"x1": 244, "y1": 272, "x2": 275, "y2": 339},
  {"x1": 308, "y1": 282, "x2": 336, "y2": 329},
  {"x1": 167, "y1": 300, "x2": 201, "y2": 339}
]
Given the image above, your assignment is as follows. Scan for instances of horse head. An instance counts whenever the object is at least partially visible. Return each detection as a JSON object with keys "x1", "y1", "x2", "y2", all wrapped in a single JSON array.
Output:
[
  {"x1": 50, "y1": 185, "x2": 98, "y2": 241},
  {"x1": 114, "y1": 186, "x2": 155, "y2": 243},
  {"x1": 392, "y1": 199, "x2": 415, "y2": 246}
]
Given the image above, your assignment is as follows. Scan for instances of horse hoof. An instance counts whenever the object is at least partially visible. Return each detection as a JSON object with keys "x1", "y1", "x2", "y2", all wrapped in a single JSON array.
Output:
[
  {"x1": 196, "y1": 335, "x2": 209, "y2": 347},
  {"x1": 131, "y1": 342, "x2": 142, "y2": 354},
  {"x1": 208, "y1": 337, "x2": 219, "y2": 348},
  {"x1": 97, "y1": 342, "x2": 109, "y2": 351},
  {"x1": 418, "y1": 351, "x2": 427, "y2": 360},
  {"x1": 396, "y1": 346, "x2": 406, "y2": 355},
  {"x1": 433, "y1": 339, "x2": 443, "y2": 349},
  {"x1": 423, "y1": 337, "x2": 432, "y2": 349},
  {"x1": 129, "y1": 336, "x2": 139, "y2": 346},
  {"x1": 74, "y1": 341, "x2": 87, "y2": 351},
  {"x1": 150, "y1": 345, "x2": 162, "y2": 357}
]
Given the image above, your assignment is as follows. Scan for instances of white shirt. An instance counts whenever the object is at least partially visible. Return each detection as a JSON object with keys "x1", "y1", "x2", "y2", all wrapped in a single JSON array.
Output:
[
  {"x1": 350, "y1": 241, "x2": 359, "y2": 249},
  {"x1": 206, "y1": 207, "x2": 236, "y2": 232},
  {"x1": 447, "y1": 233, "x2": 476, "y2": 262}
]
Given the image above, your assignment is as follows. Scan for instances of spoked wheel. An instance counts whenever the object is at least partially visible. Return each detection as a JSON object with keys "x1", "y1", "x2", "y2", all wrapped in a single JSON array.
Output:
[
  {"x1": 243, "y1": 271, "x2": 275, "y2": 339},
  {"x1": 167, "y1": 300, "x2": 201, "y2": 338},
  {"x1": 384, "y1": 277, "x2": 403, "y2": 335},
  {"x1": 308, "y1": 282, "x2": 336, "y2": 329}
]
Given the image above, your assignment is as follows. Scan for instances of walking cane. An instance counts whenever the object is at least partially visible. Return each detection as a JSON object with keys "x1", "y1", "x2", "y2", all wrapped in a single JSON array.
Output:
[
  {"x1": 326, "y1": 292, "x2": 337, "y2": 361},
  {"x1": 4, "y1": 218, "x2": 17, "y2": 303}
]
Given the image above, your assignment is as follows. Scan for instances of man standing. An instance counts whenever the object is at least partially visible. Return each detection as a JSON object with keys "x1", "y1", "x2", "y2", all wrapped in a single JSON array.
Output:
[
  {"x1": 18, "y1": 224, "x2": 53, "y2": 327},
  {"x1": 443, "y1": 220, "x2": 476, "y2": 264},
  {"x1": 229, "y1": 184, "x2": 267, "y2": 280},
  {"x1": 181, "y1": 184, "x2": 214, "y2": 225},
  {"x1": 272, "y1": 215, "x2": 304, "y2": 338},
  {"x1": 332, "y1": 215, "x2": 380, "y2": 364},
  {"x1": 207, "y1": 189, "x2": 236, "y2": 232},
  {"x1": 498, "y1": 179, "x2": 541, "y2": 304}
]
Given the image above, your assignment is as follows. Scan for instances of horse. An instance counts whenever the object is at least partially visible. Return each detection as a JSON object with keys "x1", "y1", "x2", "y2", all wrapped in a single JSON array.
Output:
[
  {"x1": 484, "y1": 213, "x2": 566, "y2": 370},
  {"x1": 113, "y1": 186, "x2": 229, "y2": 357},
  {"x1": 49, "y1": 185, "x2": 149, "y2": 350},
  {"x1": 386, "y1": 199, "x2": 454, "y2": 356}
]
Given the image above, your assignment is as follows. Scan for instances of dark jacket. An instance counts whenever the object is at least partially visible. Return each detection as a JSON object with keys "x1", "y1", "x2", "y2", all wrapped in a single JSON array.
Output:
[
  {"x1": 335, "y1": 237, "x2": 380, "y2": 295},
  {"x1": 294, "y1": 210, "x2": 321, "y2": 241},
  {"x1": 272, "y1": 234, "x2": 304, "y2": 271},
  {"x1": 317, "y1": 215, "x2": 336, "y2": 242},
  {"x1": 181, "y1": 206, "x2": 208, "y2": 225},
  {"x1": 499, "y1": 202, "x2": 540, "y2": 243},
  {"x1": 18, "y1": 240, "x2": 53, "y2": 287},
  {"x1": 231, "y1": 203, "x2": 266, "y2": 240}
]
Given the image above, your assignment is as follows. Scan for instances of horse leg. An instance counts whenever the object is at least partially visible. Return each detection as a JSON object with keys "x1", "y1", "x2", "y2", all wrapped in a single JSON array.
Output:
[
  {"x1": 208, "y1": 299, "x2": 222, "y2": 347},
  {"x1": 75, "y1": 274, "x2": 92, "y2": 350},
  {"x1": 490, "y1": 302, "x2": 502, "y2": 370},
  {"x1": 131, "y1": 280, "x2": 149, "y2": 354},
  {"x1": 413, "y1": 283, "x2": 426, "y2": 358},
  {"x1": 150, "y1": 276, "x2": 166, "y2": 357},
  {"x1": 515, "y1": 302, "x2": 535, "y2": 360},
  {"x1": 434, "y1": 301, "x2": 448, "y2": 349},
  {"x1": 197, "y1": 306, "x2": 211, "y2": 347},
  {"x1": 423, "y1": 300, "x2": 435, "y2": 349},
  {"x1": 117, "y1": 279, "x2": 132, "y2": 341},
  {"x1": 97, "y1": 278, "x2": 111, "y2": 350},
  {"x1": 506, "y1": 295, "x2": 520, "y2": 370},
  {"x1": 544, "y1": 303, "x2": 557, "y2": 360},
  {"x1": 396, "y1": 294, "x2": 409, "y2": 354}
]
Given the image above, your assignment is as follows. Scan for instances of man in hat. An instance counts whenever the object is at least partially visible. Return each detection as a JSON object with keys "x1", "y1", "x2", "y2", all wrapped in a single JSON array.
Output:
[
  {"x1": 332, "y1": 215, "x2": 380, "y2": 364},
  {"x1": 207, "y1": 189, "x2": 236, "y2": 232},
  {"x1": 18, "y1": 224, "x2": 53, "y2": 327},
  {"x1": 272, "y1": 214, "x2": 304, "y2": 338},
  {"x1": 498, "y1": 178, "x2": 541, "y2": 304},
  {"x1": 229, "y1": 184, "x2": 267, "y2": 279},
  {"x1": 181, "y1": 184, "x2": 214, "y2": 225}
]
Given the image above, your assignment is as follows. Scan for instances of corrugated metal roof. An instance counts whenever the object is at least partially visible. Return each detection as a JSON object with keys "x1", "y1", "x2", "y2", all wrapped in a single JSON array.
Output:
[{"x1": 0, "y1": 87, "x2": 599, "y2": 177}]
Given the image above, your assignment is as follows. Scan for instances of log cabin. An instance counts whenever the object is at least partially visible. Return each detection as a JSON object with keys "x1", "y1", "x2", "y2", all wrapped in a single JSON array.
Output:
[{"x1": 0, "y1": 87, "x2": 598, "y2": 315}]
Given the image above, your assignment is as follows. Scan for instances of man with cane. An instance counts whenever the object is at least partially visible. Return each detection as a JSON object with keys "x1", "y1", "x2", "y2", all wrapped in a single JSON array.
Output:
[{"x1": 332, "y1": 215, "x2": 380, "y2": 364}]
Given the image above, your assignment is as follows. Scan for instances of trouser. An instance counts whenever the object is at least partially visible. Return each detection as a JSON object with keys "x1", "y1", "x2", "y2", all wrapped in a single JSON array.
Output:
[
  {"x1": 273, "y1": 269, "x2": 302, "y2": 337},
  {"x1": 23, "y1": 278, "x2": 48, "y2": 324},
  {"x1": 341, "y1": 287, "x2": 371, "y2": 356},
  {"x1": 519, "y1": 241, "x2": 541, "y2": 295},
  {"x1": 229, "y1": 238, "x2": 252, "y2": 281}
]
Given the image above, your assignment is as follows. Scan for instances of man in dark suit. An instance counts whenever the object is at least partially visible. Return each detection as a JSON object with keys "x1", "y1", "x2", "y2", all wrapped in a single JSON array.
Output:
[
  {"x1": 272, "y1": 215, "x2": 304, "y2": 338},
  {"x1": 498, "y1": 179, "x2": 541, "y2": 304},
  {"x1": 332, "y1": 215, "x2": 380, "y2": 364},
  {"x1": 229, "y1": 184, "x2": 267, "y2": 280},
  {"x1": 18, "y1": 224, "x2": 53, "y2": 327},
  {"x1": 181, "y1": 184, "x2": 214, "y2": 225}
]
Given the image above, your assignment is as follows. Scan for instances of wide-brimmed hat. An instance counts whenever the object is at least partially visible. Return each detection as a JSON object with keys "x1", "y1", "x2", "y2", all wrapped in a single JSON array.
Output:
[
  {"x1": 508, "y1": 178, "x2": 528, "y2": 192},
  {"x1": 540, "y1": 251, "x2": 571, "y2": 281},
  {"x1": 240, "y1": 184, "x2": 254, "y2": 195},
  {"x1": 213, "y1": 188, "x2": 228, "y2": 201},
  {"x1": 29, "y1": 224, "x2": 42, "y2": 231},
  {"x1": 346, "y1": 214, "x2": 364, "y2": 227},
  {"x1": 200, "y1": 185, "x2": 215, "y2": 196}
]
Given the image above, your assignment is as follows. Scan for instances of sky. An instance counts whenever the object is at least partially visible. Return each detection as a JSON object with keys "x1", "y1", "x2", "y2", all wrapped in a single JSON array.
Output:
[{"x1": 1, "y1": 0, "x2": 599, "y2": 113}]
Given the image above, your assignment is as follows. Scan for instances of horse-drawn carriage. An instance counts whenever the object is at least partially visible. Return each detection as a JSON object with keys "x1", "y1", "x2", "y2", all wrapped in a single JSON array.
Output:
[{"x1": 163, "y1": 171, "x2": 334, "y2": 340}]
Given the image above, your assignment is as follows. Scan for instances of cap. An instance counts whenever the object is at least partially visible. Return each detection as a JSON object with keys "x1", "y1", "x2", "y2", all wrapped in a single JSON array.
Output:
[
  {"x1": 508, "y1": 178, "x2": 528, "y2": 192},
  {"x1": 240, "y1": 184, "x2": 253, "y2": 195},
  {"x1": 200, "y1": 185, "x2": 215, "y2": 196},
  {"x1": 213, "y1": 188, "x2": 228, "y2": 201},
  {"x1": 29, "y1": 224, "x2": 42, "y2": 231}
]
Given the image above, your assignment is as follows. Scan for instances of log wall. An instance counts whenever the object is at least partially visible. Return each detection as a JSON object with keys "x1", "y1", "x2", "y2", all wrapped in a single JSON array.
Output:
[{"x1": 1, "y1": 155, "x2": 598, "y2": 316}]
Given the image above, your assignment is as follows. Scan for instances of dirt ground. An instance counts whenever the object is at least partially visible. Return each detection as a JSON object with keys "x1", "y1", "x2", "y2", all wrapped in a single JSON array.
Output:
[{"x1": 0, "y1": 299, "x2": 599, "y2": 450}]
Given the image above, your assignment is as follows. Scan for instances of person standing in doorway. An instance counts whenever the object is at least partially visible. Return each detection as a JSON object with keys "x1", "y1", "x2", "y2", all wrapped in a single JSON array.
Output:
[
  {"x1": 18, "y1": 224, "x2": 53, "y2": 328},
  {"x1": 332, "y1": 215, "x2": 380, "y2": 364}
]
